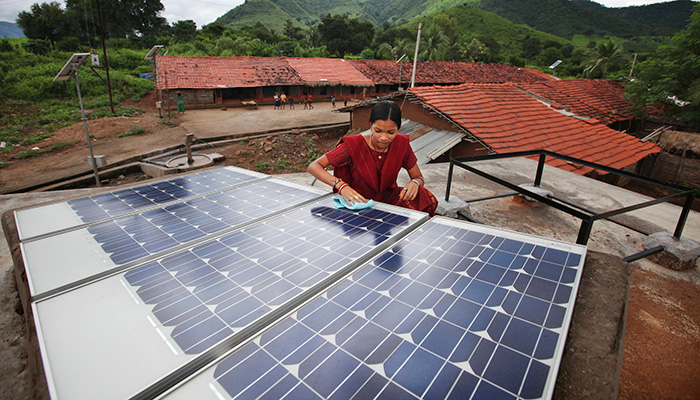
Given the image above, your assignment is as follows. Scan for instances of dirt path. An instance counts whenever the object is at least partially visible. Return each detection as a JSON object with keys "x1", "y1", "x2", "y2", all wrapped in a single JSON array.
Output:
[{"x1": 0, "y1": 94, "x2": 348, "y2": 193}]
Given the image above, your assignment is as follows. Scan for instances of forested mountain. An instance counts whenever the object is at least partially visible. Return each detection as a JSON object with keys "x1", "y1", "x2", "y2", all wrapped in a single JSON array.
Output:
[
  {"x1": 572, "y1": 0, "x2": 697, "y2": 32},
  {"x1": 474, "y1": 0, "x2": 678, "y2": 38},
  {"x1": 214, "y1": 0, "x2": 694, "y2": 39},
  {"x1": 0, "y1": 22, "x2": 24, "y2": 38}
]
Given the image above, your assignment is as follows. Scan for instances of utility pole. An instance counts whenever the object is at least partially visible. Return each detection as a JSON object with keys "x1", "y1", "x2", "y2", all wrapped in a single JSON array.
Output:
[
  {"x1": 410, "y1": 23, "x2": 422, "y2": 88},
  {"x1": 629, "y1": 53, "x2": 637, "y2": 79},
  {"x1": 95, "y1": 0, "x2": 115, "y2": 114}
]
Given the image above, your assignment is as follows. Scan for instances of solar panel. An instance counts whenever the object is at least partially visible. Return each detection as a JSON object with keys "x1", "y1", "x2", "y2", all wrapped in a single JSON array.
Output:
[
  {"x1": 31, "y1": 199, "x2": 427, "y2": 400},
  {"x1": 162, "y1": 217, "x2": 585, "y2": 400},
  {"x1": 22, "y1": 178, "x2": 326, "y2": 298},
  {"x1": 15, "y1": 166, "x2": 265, "y2": 240}
]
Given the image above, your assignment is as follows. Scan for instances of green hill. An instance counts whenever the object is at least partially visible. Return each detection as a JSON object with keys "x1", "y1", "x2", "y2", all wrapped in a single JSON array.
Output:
[
  {"x1": 474, "y1": 0, "x2": 678, "y2": 39},
  {"x1": 213, "y1": 0, "x2": 693, "y2": 40},
  {"x1": 0, "y1": 22, "x2": 25, "y2": 39},
  {"x1": 216, "y1": 0, "x2": 697, "y2": 39},
  {"x1": 572, "y1": 0, "x2": 697, "y2": 33},
  {"x1": 399, "y1": 4, "x2": 572, "y2": 59},
  {"x1": 215, "y1": 0, "x2": 376, "y2": 31}
]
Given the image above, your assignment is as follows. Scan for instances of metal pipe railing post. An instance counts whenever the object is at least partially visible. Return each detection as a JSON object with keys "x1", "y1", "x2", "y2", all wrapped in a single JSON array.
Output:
[
  {"x1": 576, "y1": 218, "x2": 594, "y2": 245},
  {"x1": 446, "y1": 160, "x2": 455, "y2": 202},
  {"x1": 673, "y1": 191, "x2": 696, "y2": 239},
  {"x1": 534, "y1": 153, "x2": 546, "y2": 187}
]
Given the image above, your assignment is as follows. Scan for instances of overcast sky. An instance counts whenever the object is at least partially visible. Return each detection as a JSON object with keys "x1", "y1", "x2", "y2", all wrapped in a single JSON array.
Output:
[{"x1": 0, "y1": 0, "x2": 682, "y2": 27}]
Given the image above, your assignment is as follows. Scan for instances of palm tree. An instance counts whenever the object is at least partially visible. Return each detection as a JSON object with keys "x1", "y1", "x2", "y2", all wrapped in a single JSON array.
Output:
[
  {"x1": 592, "y1": 40, "x2": 626, "y2": 79},
  {"x1": 419, "y1": 24, "x2": 449, "y2": 61},
  {"x1": 306, "y1": 26, "x2": 322, "y2": 48},
  {"x1": 377, "y1": 38, "x2": 414, "y2": 61}
]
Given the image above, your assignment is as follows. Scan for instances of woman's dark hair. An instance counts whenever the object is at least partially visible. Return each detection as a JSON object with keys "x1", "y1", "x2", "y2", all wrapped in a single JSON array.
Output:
[{"x1": 369, "y1": 100, "x2": 402, "y2": 130}]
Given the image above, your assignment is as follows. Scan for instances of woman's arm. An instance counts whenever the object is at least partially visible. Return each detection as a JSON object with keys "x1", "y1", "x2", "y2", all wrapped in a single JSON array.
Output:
[
  {"x1": 308, "y1": 155, "x2": 367, "y2": 204},
  {"x1": 398, "y1": 164, "x2": 425, "y2": 203}
]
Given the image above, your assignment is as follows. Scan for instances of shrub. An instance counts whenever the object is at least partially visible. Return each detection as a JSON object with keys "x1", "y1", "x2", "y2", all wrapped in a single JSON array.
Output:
[
  {"x1": 118, "y1": 126, "x2": 146, "y2": 138},
  {"x1": 254, "y1": 161, "x2": 270, "y2": 171}
]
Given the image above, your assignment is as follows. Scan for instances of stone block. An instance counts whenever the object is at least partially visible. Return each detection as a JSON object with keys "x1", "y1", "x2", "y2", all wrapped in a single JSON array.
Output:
[
  {"x1": 437, "y1": 196, "x2": 472, "y2": 220},
  {"x1": 643, "y1": 231, "x2": 700, "y2": 271}
]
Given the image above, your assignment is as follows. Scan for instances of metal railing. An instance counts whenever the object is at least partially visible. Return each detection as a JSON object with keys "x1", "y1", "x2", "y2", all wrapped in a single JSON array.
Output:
[{"x1": 445, "y1": 150, "x2": 696, "y2": 261}]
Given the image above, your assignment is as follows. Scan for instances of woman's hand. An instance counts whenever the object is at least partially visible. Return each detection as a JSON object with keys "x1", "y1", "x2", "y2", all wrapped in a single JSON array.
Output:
[
  {"x1": 339, "y1": 184, "x2": 367, "y2": 205},
  {"x1": 399, "y1": 180, "x2": 421, "y2": 203}
]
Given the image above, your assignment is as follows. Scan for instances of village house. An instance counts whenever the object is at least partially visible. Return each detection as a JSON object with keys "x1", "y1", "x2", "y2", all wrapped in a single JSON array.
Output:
[
  {"x1": 342, "y1": 82, "x2": 658, "y2": 175},
  {"x1": 153, "y1": 56, "x2": 554, "y2": 109}
]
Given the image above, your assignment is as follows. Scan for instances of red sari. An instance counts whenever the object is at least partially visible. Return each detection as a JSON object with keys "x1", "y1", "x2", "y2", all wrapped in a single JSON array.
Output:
[{"x1": 326, "y1": 134, "x2": 438, "y2": 216}]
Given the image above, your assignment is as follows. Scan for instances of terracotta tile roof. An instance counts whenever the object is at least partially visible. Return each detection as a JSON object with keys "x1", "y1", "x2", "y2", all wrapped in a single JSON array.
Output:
[
  {"x1": 409, "y1": 83, "x2": 659, "y2": 174},
  {"x1": 349, "y1": 60, "x2": 554, "y2": 85},
  {"x1": 156, "y1": 56, "x2": 304, "y2": 89},
  {"x1": 518, "y1": 79, "x2": 634, "y2": 125},
  {"x1": 284, "y1": 57, "x2": 374, "y2": 86}
]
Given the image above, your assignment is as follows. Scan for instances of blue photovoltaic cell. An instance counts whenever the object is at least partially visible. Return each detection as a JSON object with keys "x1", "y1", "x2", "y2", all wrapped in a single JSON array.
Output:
[
  {"x1": 67, "y1": 168, "x2": 260, "y2": 223},
  {"x1": 208, "y1": 219, "x2": 583, "y2": 400},
  {"x1": 86, "y1": 180, "x2": 320, "y2": 265},
  {"x1": 123, "y1": 203, "x2": 419, "y2": 355}
]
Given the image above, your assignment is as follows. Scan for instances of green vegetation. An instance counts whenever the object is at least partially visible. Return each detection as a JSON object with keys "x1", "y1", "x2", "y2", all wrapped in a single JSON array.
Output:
[
  {"x1": 11, "y1": 140, "x2": 78, "y2": 159},
  {"x1": 254, "y1": 161, "x2": 270, "y2": 171},
  {"x1": 624, "y1": 3, "x2": 700, "y2": 127},
  {"x1": 275, "y1": 159, "x2": 290, "y2": 170},
  {"x1": 118, "y1": 126, "x2": 146, "y2": 138}
]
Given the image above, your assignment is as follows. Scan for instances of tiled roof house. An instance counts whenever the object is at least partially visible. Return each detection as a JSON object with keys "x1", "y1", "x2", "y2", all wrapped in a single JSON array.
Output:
[
  {"x1": 153, "y1": 56, "x2": 555, "y2": 108},
  {"x1": 404, "y1": 83, "x2": 659, "y2": 174},
  {"x1": 155, "y1": 56, "x2": 303, "y2": 89},
  {"x1": 285, "y1": 57, "x2": 374, "y2": 87},
  {"x1": 517, "y1": 79, "x2": 634, "y2": 126},
  {"x1": 349, "y1": 59, "x2": 554, "y2": 87}
]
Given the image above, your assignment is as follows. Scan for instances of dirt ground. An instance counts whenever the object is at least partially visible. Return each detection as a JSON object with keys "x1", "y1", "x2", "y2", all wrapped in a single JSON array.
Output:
[
  {"x1": 1, "y1": 92, "x2": 699, "y2": 399},
  {"x1": 0, "y1": 91, "x2": 349, "y2": 193},
  {"x1": 618, "y1": 263, "x2": 700, "y2": 400}
]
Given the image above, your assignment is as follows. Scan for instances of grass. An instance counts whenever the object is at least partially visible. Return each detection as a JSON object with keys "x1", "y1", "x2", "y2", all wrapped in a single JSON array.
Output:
[
  {"x1": 275, "y1": 159, "x2": 290, "y2": 170},
  {"x1": 254, "y1": 161, "x2": 271, "y2": 171},
  {"x1": 118, "y1": 126, "x2": 146, "y2": 138},
  {"x1": 0, "y1": 161, "x2": 7, "y2": 168},
  {"x1": 11, "y1": 140, "x2": 79, "y2": 159},
  {"x1": 304, "y1": 136, "x2": 321, "y2": 163}
]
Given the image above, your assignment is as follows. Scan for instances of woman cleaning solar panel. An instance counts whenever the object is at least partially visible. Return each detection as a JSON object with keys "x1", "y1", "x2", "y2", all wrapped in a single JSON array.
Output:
[{"x1": 308, "y1": 100, "x2": 438, "y2": 216}]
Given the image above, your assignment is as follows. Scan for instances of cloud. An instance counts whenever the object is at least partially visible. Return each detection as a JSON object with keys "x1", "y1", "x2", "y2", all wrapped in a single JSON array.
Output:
[
  {"x1": 0, "y1": 0, "x2": 243, "y2": 27},
  {"x1": 161, "y1": 0, "x2": 243, "y2": 27}
]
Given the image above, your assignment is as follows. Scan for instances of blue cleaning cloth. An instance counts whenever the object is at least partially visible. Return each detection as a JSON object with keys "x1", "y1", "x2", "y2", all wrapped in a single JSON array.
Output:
[{"x1": 333, "y1": 197, "x2": 376, "y2": 210}]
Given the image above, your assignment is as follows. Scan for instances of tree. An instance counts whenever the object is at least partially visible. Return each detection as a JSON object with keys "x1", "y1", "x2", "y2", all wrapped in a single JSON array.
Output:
[
  {"x1": 626, "y1": 4, "x2": 700, "y2": 126},
  {"x1": 65, "y1": 0, "x2": 167, "y2": 39},
  {"x1": 463, "y1": 39, "x2": 488, "y2": 63},
  {"x1": 592, "y1": 40, "x2": 626, "y2": 79},
  {"x1": 16, "y1": 2, "x2": 80, "y2": 45},
  {"x1": 419, "y1": 24, "x2": 448, "y2": 61},
  {"x1": 521, "y1": 36, "x2": 541, "y2": 60},
  {"x1": 432, "y1": 14, "x2": 458, "y2": 42},
  {"x1": 172, "y1": 20, "x2": 196, "y2": 43},
  {"x1": 201, "y1": 23, "x2": 226, "y2": 39},
  {"x1": 317, "y1": 14, "x2": 374, "y2": 57},
  {"x1": 283, "y1": 19, "x2": 304, "y2": 40},
  {"x1": 377, "y1": 38, "x2": 413, "y2": 61}
]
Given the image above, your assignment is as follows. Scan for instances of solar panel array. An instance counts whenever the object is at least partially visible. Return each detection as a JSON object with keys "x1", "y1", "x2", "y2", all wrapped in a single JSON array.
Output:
[
  {"x1": 15, "y1": 167, "x2": 266, "y2": 240},
  {"x1": 164, "y1": 218, "x2": 584, "y2": 400},
  {"x1": 15, "y1": 167, "x2": 586, "y2": 400}
]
